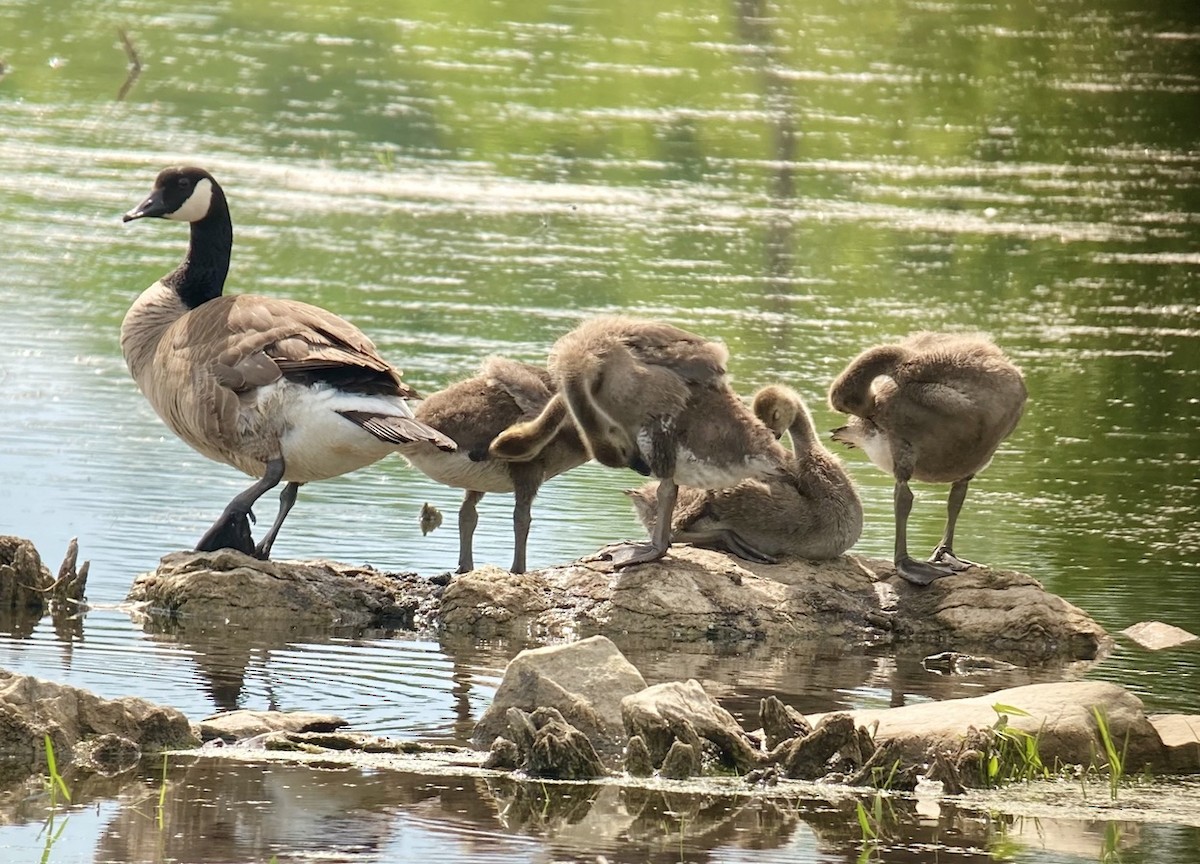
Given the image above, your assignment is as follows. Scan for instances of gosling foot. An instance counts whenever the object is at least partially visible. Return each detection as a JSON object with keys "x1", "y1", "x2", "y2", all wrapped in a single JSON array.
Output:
[
  {"x1": 895, "y1": 556, "x2": 956, "y2": 586},
  {"x1": 929, "y1": 545, "x2": 977, "y2": 572},
  {"x1": 598, "y1": 541, "x2": 669, "y2": 569}
]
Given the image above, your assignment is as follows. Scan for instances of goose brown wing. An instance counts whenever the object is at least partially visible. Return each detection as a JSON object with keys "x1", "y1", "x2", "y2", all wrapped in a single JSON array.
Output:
[{"x1": 195, "y1": 295, "x2": 416, "y2": 399}]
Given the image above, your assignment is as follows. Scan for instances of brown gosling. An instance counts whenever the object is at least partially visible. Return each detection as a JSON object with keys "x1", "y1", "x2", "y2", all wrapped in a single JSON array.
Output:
[
  {"x1": 828, "y1": 331, "x2": 1027, "y2": 586},
  {"x1": 121, "y1": 166, "x2": 455, "y2": 559},
  {"x1": 489, "y1": 315, "x2": 787, "y2": 568},
  {"x1": 397, "y1": 356, "x2": 588, "y2": 574},
  {"x1": 625, "y1": 384, "x2": 863, "y2": 563}
]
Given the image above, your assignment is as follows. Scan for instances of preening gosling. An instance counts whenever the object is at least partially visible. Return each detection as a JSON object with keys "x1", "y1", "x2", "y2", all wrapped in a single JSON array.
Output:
[
  {"x1": 828, "y1": 331, "x2": 1026, "y2": 586},
  {"x1": 626, "y1": 384, "x2": 862, "y2": 563},
  {"x1": 489, "y1": 315, "x2": 787, "y2": 568},
  {"x1": 398, "y1": 356, "x2": 588, "y2": 574},
  {"x1": 121, "y1": 166, "x2": 455, "y2": 559}
]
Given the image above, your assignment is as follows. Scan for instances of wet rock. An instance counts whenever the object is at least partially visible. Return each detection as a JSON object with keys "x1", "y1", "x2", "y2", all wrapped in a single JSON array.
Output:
[
  {"x1": 127, "y1": 549, "x2": 438, "y2": 628},
  {"x1": 775, "y1": 713, "x2": 857, "y2": 780},
  {"x1": 473, "y1": 635, "x2": 646, "y2": 756},
  {"x1": 624, "y1": 735, "x2": 654, "y2": 777},
  {"x1": 441, "y1": 546, "x2": 1107, "y2": 661},
  {"x1": 1147, "y1": 714, "x2": 1200, "y2": 773},
  {"x1": 1121, "y1": 621, "x2": 1200, "y2": 651},
  {"x1": 484, "y1": 736, "x2": 520, "y2": 770},
  {"x1": 809, "y1": 681, "x2": 1172, "y2": 774},
  {"x1": 1, "y1": 536, "x2": 89, "y2": 639},
  {"x1": 73, "y1": 733, "x2": 142, "y2": 776},
  {"x1": 503, "y1": 706, "x2": 606, "y2": 780},
  {"x1": 0, "y1": 668, "x2": 199, "y2": 783},
  {"x1": 658, "y1": 740, "x2": 701, "y2": 780},
  {"x1": 621, "y1": 679, "x2": 761, "y2": 774},
  {"x1": 760, "y1": 695, "x2": 812, "y2": 749},
  {"x1": 198, "y1": 710, "x2": 349, "y2": 743}
]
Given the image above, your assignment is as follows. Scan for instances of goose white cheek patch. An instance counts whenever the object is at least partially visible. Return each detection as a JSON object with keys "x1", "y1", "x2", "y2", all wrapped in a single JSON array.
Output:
[{"x1": 166, "y1": 178, "x2": 213, "y2": 222}]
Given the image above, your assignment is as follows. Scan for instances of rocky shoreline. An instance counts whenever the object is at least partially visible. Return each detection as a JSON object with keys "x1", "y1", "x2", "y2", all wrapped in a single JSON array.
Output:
[{"x1": 3, "y1": 535, "x2": 1199, "y2": 796}]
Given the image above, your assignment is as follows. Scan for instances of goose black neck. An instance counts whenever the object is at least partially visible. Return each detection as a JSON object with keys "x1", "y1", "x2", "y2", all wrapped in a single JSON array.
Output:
[{"x1": 163, "y1": 190, "x2": 232, "y2": 309}]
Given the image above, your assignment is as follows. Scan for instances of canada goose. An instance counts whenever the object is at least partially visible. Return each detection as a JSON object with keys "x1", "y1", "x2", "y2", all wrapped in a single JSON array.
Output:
[
  {"x1": 625, "y1": 384, "x2": 863, "y2": 562},
  {"x1": 121, "y1": 166, "x2": 455, "y2": 559},
  {"x1": 489, "y1": 316, "x2": 786, "y2": 568},
  {"x1": 397, "y1": 356, "x2": 588, "y2": 574},
  {"x1": 828, "y1": 332, "x2": 1027, "y2": 586}
]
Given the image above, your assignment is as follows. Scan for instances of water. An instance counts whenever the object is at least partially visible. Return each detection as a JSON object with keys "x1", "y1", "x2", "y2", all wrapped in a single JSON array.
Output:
[{"x1": 1, "y1": 0, "x2": 1198, "y2": 860}]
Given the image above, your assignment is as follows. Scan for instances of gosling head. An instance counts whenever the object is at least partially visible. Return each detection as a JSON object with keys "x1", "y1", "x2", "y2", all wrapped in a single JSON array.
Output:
[
  {"x1": 752, "y1": 384, "x2": 803, "y2": 440},
  {"x1": 124, "y1": 166, "x2": 218, "y2": 224}
]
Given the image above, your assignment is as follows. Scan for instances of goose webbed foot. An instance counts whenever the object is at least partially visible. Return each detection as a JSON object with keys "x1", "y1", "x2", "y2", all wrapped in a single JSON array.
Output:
[
  {"x1": 597, "y1": 540, "x2": 669, "y2": 569},
  {"x1": 195, "y1": 509, "x2": 256, "y2": 557},
  {"x1": 895, "y1": 556, "x2": 955, "y2": 586},
  {"x1": 929, "y1": 545, "x2": 976, "y2": 571}
]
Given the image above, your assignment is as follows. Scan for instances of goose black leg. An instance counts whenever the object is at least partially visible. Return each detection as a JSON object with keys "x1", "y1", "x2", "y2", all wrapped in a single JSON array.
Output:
[
  {"x1": 255, "y1": 479, "x2": 302, "y2": 560},
  {"x1": 196, "y1": 457, "x2": 285, "y2": 556}
]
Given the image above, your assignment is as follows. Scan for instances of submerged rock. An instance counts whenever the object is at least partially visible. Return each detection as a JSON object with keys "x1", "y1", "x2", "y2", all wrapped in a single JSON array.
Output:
[
  {"x1": 127, "y1": 549, "x2": 439, "y2": 628},
  {"x1": 198, "y1": 710, "x2": 349, "y2": 743},
  {"x1": 441, "y1": 547, "x2": 1108, "y2": 661},
  {"x1": 0, "y1": 668, "x2": 199, "y2": 783},
  {"x1": 1121, "y1": 621, "x2": 1200, "y2": 651},
  {"x1": 473, "y1": 635, "x2": 647, "y2": 756}
]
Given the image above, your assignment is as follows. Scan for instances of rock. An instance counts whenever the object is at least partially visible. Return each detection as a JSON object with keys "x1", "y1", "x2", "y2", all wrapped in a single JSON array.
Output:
[
  {"x1": 775, "y1": 713, "x2": 857, "y2": 780},
  {"x1": 760, "y1": 695, "x2": 812, "y2": 749},
  {"x1": 441, "y1": 546, "x2": 1107, "y2": 661},
  {"x1": 1121, "y1": 621, "x2": 1200, "y2": 651},
  {"x1": 0, "y1": 668, "x2": 199, "y2": 783},
  {"x1": 621, "y1": 679, "x2": 761, "y2": 774},
  {"x1": 73, "y1": 733, "x2": 141, "y2": 776},
  {"x1": 1147, "y1": 714, "x2": 1200, "y2": 773},
  {"x1": 198, "y1": 710, "x2": 349, "y2": 743},
  {"x1": 659, "y1": 740, "x2": 701, "y2": 780},
  {"x1": 127, "y1": 549, "x2": 439, "y2": 628},
  {"x1": 624, "y1": 735, "x2": 654, "y2": 777},
  {"x1": 810, "y1": 681, "x2": 1170, "y2": 773},
  {"x1": 473, "y1": 635, "x2": 647, "y2": 755},
  {"x1": 1, "y1": 535, "x2": 54, "y2": 614},
  {"x1": 484, "y1": 736, "x2": 520, "y2": 770},
  {"x1": 502, "y1": 706, "x2": 606, "y2": 780}
]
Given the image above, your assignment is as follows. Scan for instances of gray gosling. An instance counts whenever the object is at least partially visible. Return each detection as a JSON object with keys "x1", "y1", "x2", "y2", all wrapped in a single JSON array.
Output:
[
  {"x1": 626, "y1": 384, "x2": 863, "y2": 563},
  {"x1": 828, "y1": 331, "x2": 1027, "y2": 586},
  {"x1": 489, "y1": 315, "x2": 786, "y2": 568},
  {"x1": 121, "y1": 166, "x2": 455, "y2": 559},
  {"x1": 397, "y1": 356, "x2": 588, "y2": 574}
]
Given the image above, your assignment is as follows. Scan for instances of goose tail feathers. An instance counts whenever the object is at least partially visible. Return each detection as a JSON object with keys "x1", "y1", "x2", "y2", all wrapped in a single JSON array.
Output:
[{"x1": 339, "y1": 410, "x2": 457, "y2": 452}]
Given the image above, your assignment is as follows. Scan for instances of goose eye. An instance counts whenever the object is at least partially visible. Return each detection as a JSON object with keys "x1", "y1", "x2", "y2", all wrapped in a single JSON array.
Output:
[{"x1": 179, "y1": 177, "x2": 191, "y2": 189}]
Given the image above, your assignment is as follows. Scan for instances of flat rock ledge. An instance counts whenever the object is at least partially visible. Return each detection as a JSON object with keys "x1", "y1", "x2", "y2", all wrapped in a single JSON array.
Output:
[
  {"x1": 127, "y1": 549, "x2": 441, "y2": 628},
  {"x1": 126, "y1": 547, "x2": 1107, "y2": 659},
  {"x1": 1, "y1": 667, "x2": 199, "y2": 783},
  {"x1": 441, "y1": 547, "x2": 1108, "y2": 660}
]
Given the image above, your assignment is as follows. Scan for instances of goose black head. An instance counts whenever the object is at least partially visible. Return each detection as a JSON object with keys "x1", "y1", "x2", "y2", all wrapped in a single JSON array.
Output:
[{"x1": 124, "y1": 166, "x2": 218, "y2": 224}]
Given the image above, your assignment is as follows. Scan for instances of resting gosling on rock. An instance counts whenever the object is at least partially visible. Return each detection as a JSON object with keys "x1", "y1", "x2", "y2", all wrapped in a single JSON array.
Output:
[
  {"x1": 489, "y1": 315, "x2": 787, "y2": 568},
  {"x1": 828, "y1": 331, "x2": 1027, "y2": 586},
  {"x1": 625, "y1": 384, "x2": 863, "y2": 563},
  {"x1": 121, "y1": 166, "x2": 455, "y2": 559},
  {"x1": 397, "y1": 356, "x2": 588, "y2": 574}
]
